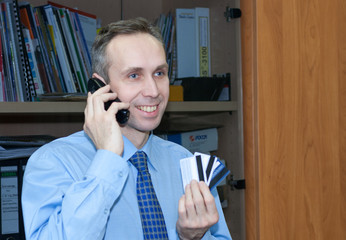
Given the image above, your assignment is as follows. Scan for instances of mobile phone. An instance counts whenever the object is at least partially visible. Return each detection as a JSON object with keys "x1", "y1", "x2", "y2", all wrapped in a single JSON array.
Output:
[{"x1": 87, "y1": 78, "x2": 130, "y2": 124}]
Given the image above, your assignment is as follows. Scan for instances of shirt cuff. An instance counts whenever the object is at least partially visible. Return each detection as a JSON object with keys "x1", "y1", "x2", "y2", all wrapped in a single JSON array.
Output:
[{"x1": 201, "y1": 230, "x2": 213, "y2": 240}]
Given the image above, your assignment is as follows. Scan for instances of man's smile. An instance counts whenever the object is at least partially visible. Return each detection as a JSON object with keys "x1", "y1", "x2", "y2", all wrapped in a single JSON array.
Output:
[{"x1": 136, "y1": 105, "x2": 158, "y2": 113}]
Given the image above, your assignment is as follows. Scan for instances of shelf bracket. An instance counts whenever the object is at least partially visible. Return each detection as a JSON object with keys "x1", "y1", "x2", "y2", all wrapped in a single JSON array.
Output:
[
  {"x1": 224, "y1": 7, "x2": 242, "y2": 22},
  {"x1": 228, "y1": 174, "x2": 246, "y2": 190}
]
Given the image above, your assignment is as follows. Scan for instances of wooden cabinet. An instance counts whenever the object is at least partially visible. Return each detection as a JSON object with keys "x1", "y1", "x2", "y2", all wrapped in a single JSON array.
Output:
[
  {"x1": 2, "y1": 0, "x2": 245, "y2": 239},
  {"x1": 242, "y1": 0, "x2": 346, "y2": 239}
]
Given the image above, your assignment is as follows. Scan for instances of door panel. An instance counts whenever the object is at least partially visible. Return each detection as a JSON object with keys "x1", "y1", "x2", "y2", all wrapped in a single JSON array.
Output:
[{"x1": 242, "y1": 0, "x2": 346, "y2": 239}]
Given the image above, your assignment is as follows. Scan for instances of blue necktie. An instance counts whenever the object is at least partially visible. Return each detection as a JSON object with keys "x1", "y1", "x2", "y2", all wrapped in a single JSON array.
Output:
[{"x1": 129, "y1": 151, "x2": 169, "y2": 239}]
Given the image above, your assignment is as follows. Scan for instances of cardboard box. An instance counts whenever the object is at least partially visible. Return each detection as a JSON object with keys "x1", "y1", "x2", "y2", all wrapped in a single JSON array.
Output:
[
  {"x1": 159, "y1": 128, "x2": 218, "y2": 153},
  {"x1": 169, "y1": 85, "x2": 184, "y2": 101}
]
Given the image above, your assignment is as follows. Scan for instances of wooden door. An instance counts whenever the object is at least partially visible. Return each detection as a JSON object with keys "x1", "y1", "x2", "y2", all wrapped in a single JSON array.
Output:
[{"x1": 241, "y1": 0, "x2": 346, "y2": 239}]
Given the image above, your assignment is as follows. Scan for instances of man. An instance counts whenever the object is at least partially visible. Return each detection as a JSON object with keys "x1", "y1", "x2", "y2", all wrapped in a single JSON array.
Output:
[{"x1": 22, "y1": 18, "x2": 232, "y2": 239}]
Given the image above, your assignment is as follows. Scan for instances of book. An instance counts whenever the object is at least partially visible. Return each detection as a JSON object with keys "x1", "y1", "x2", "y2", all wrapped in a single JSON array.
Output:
[
  {"x1": 43, "y1": 4, "x2": 76, "y2": 93},
  {"x1": 47, "y1": 1, "x2": 96, "y2": 54},
  {"x1": 1, "y1": 1, "x2": 97, "y2": 98},
  {"x1": 0, "y1": 2, "x2": 16, "y2": 101},
  {"x1": 175, "y1": 7, "x2": 211, "y2": 78},
  {"x1": 22, "y1": 27, "x2": 44, "y2": 95},
  {"x1": 73, "y1": 9, "x2": 96, "y2": 59},
  {"x1": 0, "y1": 21, "x2": 5, "y2": 101},
  {"x1": 195, "y1": 7, "x2": 210, "y2": 77},
  {"x1": 69, "y1": 11, "x2": 92, "y2": 82},
  {"x1": 7, "y1": 0, "x2": 25, "y2": 101},
  {"x1": 58, "y1": 8, "x2": 88, "y2": 92},
  {"x1": 34, "y1": 6, "x2": 63, "y2": 92},
  {"x1": 19, "y1": 3, "x2": 50, "y2": 93},
  {"x1": 12, "y1": 0, "x2": 36, "y2": 101},
  {"x1": 0, "y1": 1, "x2": 96, "y2": 98},
  {"x1": 20, "y1": 7, "x2": 44, "y2": 95},
  {"x1": 156, "y1": 12, "x2": 176, "y2": 82},
  {"x1": 48, "y1": 1, "x2": 95, "y2": 79},
  {"x1": 175, "y1": 8, "x2": 197, "y2": 78},
  {"x1": 34, "y1": 44, "x2": 51, "y2": 93},
  {"x1": 55, "y1": 8, "x2": 84, "y2": 92},
  {"x1": 0, "y1": 0, "x2": 36, "y2": 101},
  {"x1": 2, "y1": 0, "x2": 26, "y2": 101}
]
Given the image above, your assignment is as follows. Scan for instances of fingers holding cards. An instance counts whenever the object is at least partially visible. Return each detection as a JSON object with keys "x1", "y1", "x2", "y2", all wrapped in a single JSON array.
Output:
[{"x1": 177, "y1": 180, "x2": 219, "y2": 239}]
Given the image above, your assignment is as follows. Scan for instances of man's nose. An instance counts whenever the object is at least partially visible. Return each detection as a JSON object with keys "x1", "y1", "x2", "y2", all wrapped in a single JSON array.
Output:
[{"x1": 142, "y1": 76, "x2": 159, "y2": 97}]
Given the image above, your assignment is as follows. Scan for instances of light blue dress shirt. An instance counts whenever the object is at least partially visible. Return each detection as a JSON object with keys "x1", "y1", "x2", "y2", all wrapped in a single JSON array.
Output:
[{"x1": 22, "y1": 131, "x2": 232, "y2": 240}]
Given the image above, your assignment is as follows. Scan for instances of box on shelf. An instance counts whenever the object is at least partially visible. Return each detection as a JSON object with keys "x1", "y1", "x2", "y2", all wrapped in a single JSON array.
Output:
[
  {"x1": 169, "y1": 85, "x2": 183, "y2": 101},
  {"x1": 158, "y1": 128, "x2": 218, "y2": 154}
]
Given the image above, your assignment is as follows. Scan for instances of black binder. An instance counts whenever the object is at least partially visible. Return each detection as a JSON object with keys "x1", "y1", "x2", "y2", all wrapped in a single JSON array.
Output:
[
  {"x1": 0, "y1": 157, "x2": 27, "y2": 240},
  {"x1": 0, "y1": 135, "x2": 54, "y2": 240}
]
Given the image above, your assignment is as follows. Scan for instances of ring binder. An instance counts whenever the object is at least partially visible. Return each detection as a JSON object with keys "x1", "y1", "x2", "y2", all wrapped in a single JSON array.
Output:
[{"x1": 0, "y1": 158, "x2": 28, "y2": 240}]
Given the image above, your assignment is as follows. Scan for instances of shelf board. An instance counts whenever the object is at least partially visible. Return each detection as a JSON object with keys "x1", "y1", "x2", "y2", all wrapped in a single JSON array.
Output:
[
  {"x1": 166, "y1": 101, "x2": 237, "y2": 112},
  {"x1": 0, "y1": 101, "x2": 237, "y2": 114}
]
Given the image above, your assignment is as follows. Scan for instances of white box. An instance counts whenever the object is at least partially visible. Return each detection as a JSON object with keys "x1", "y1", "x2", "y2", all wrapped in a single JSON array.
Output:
[
  {"x1": 176, "y1": 8, "x2": 197, "y2": 78},
  {"x1": 159, "y1": 128, "x2": 218, "y2": 153}
]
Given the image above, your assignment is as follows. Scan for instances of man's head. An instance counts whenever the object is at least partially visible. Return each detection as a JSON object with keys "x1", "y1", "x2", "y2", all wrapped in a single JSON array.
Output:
[
  {"x1": 91, "y1": 17, "x2": 165, "y2": 83},
  {"x1": 91, "y1": 18, "x2": 169, "y2": 135}
]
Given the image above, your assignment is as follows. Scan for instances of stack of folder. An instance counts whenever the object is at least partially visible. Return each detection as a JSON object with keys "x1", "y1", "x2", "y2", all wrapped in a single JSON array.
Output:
[{"x1": 0, "y1": 135, "x2": 55, "y2": 239}]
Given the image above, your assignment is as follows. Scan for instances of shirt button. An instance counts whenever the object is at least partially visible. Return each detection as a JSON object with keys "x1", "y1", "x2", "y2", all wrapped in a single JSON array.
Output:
[
  {"x1": 104, "y1": 209, "x2": 108, "y2": 214},
  {"x1": 118, "y1": 171, "x2": 123, "y2": 177}
]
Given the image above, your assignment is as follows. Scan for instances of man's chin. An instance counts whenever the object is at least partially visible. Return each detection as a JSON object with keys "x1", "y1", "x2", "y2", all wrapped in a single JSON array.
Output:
[
  {"x1": 138, "y1": 123, "x2": 161, "y2": 133},
  {"x1": 125, "y1": 120, "x2": 162, "y2": 133}
]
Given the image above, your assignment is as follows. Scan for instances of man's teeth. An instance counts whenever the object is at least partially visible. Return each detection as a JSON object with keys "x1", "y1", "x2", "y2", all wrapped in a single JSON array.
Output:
[{"x1": 138, "y1": 105, "x2": 157, "y2": 112}]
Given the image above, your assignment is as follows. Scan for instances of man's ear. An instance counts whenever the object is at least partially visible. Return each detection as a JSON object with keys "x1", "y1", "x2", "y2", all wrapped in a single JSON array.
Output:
[{"x1": 91, "y1": 73, "x2": 107, "y2": 85}]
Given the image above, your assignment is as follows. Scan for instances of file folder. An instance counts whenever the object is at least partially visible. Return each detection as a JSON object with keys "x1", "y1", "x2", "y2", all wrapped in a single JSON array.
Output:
[{"x1": 1, "y1": 158, "x2": 27, "y2": 240}]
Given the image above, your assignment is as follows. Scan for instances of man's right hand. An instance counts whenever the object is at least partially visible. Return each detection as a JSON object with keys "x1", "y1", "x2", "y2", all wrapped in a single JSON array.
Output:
[{"x1": 83, "y1": 84, "x2": 129, "y2": 156}]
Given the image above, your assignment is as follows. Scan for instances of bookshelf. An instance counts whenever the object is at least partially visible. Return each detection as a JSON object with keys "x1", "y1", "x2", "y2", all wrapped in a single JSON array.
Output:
[{"x1": 1, "y1": 0, "x2": 245, "y2": 239}]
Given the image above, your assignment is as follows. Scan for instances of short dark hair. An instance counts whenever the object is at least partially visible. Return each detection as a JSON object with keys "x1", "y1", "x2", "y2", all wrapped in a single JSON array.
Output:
[{"x1": 91, "y1": 17, "x2": 164, "y2": 83}]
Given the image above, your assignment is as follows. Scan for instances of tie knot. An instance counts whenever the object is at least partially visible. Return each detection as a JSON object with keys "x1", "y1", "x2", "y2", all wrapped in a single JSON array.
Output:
[{"x1": 129, "y1": 151, "x2": 148, "y2": 172}]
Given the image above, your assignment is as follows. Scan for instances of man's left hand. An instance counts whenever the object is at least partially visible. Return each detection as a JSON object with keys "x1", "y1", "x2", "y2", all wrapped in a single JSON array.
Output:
[{"x1": 176, "y1": 180, "x2": 219, "y2": 240}]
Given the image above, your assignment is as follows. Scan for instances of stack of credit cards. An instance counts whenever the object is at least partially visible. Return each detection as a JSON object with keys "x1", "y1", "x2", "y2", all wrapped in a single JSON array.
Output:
[{"x1": 180, "y1": 152, "x2": 230, "y2": 191}]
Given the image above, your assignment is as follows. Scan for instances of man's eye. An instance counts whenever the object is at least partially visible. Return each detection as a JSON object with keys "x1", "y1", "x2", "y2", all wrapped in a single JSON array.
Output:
[
  {"x1": 129, "y1": 73, "x2": 138, "y2": 79},
  {"x1": 154, "y1": 71, "x2": 165, "y2": 77}
]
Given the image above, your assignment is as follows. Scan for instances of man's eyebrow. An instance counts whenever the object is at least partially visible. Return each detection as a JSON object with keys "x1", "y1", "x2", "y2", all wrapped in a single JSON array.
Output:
[
  {"x1": 121, "y1": 64, "x2": 169, "y2": 75},
  {"x1": 121, "y1": 67, "x2": 143, "y2": 76},
  {"x1": 156, "y1": 63, "x2": 169, "y2": 71}
]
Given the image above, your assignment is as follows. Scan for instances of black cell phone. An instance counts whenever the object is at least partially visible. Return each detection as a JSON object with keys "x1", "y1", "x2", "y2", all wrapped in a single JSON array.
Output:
[{"x1": 87, "y1": 78, "x2": 130, "y2": 124}]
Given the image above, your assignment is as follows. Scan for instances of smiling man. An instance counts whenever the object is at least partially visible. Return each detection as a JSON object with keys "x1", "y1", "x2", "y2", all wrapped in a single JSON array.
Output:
[{"x1": 22, "y1": 18, "x2": 232, "y2": 240}]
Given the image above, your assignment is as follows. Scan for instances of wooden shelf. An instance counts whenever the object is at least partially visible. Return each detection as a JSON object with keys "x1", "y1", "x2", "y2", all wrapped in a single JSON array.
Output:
[
  {"x1": 166, "y1": 101, "x2": 237, "y2": 112},
  {"x1": 0, "y1": 101, "x2": 237, "y2": 114}
]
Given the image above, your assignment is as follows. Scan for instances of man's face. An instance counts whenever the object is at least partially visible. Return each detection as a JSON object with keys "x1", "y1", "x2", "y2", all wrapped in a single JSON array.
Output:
[{"x1": 106, "y1": 33, "x2": 169, "y2": 134}]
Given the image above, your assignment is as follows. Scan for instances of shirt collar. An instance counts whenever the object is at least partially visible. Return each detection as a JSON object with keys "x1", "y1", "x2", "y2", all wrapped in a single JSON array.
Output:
[{"x1": 123, "y1": 132, "x2": 158, "y2": 171}]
